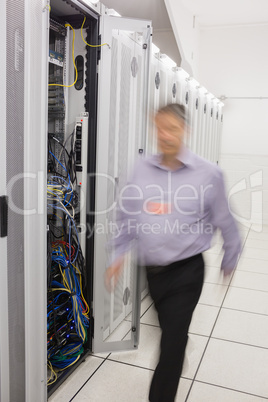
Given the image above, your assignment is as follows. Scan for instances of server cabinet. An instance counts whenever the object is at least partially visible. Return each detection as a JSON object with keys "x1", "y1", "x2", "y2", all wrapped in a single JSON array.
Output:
[
  {"x1": 0, "y1": 3, "x2": 9, "y2": 402},
  {"x1": 1, "y1": 1, "x2": 49, "y2": 402}
]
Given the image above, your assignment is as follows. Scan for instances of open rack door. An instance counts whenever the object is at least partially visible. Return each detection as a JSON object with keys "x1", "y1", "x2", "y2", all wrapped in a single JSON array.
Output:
[{"x1": 92, "y1": 15, "x2": 152, "y2": 353}]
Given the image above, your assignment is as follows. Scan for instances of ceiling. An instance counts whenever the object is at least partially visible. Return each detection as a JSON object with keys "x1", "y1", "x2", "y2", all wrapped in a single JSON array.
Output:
[
  {"x1": 101, "y1": 0, "x2": 268, "y2": 67},
  {"x1": 181, "y1": 0, "x2": 268, "y2": 27},
  {"x1": 102, "y1": 0, "x2": 268, "y2": 28}
]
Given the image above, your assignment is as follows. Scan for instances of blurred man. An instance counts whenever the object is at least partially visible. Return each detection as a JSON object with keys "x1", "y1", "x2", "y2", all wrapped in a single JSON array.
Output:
[{"x1": 106, "y1": 103, "x2": 241, "y2": 402}]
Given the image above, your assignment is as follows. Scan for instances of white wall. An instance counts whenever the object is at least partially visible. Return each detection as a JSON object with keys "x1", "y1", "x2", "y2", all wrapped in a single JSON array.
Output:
[
  {"x1": 198, "y1": 24, "x2": 268, "y2": 226},
  {"x1": 164, "y1": 0, "x2": 200, "y2": 76},
  {"x1": 198, "y1": 24, "x2": 268, "y2": 155}
]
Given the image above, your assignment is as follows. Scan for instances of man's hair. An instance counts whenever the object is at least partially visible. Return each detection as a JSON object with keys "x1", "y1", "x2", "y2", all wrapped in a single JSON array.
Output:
[{"x1": 157, "y1": 103, "x2": 188, "y2": 125}]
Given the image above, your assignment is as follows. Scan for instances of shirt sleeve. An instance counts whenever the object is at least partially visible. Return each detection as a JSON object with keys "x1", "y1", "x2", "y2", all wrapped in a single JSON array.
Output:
[{"x1": 209, "y1": 167, "x2": 242, "y2": 273}]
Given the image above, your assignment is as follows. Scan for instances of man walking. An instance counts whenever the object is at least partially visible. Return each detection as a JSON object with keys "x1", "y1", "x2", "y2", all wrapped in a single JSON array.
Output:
[{"x1": 106, "y1": 103, "x2": 241, "y2": 402}]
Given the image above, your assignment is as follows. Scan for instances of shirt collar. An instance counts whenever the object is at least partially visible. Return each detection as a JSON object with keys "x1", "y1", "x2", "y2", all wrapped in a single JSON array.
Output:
[{"x1": 149, "y1": 145, "x2": 195, "y2": 170}]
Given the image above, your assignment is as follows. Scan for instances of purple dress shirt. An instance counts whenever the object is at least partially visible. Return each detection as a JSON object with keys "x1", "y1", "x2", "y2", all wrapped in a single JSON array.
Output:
[{"x1": 110, "y1": 146, "x2": 241, "y2": 273}]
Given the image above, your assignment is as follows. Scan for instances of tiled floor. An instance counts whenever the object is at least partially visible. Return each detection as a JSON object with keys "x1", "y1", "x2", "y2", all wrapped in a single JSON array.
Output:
[{"x1": 49, "y1": 225, "x2": 268, "y2": 402}]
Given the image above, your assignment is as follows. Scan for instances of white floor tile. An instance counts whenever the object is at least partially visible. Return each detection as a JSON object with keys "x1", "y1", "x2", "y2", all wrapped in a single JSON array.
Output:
[
  {"x1": 140, "y1": 304, "x2": 159, "y2": 327},
  {"x1": 241, "y1": 247, "x2": 268, "y2": 261},
  {"x1": 72, "y1": 359, "x2": 153, "y2": 402},
  {"x1": 140, "y1": 294, "x2": 153, "y2": 315},
  {"x1": 212, "y1": 308, "x2": 268, "y2": 348},
  {"x1": 188, "y1": 381, "x2": 267, "y2": 402},
  {"x1": 204, "y1": 266, "x2": 232, "y2": 285},
  {"x1": 108, "y1": 324, "x2": 161, "y2": 370},
  {"x1": 244, "y1": 238, "x2": 268, "y2": 249},
  {"x1": 182, "y1": 334, "x2": 209, "y2": 379},
  {"x1": 231, "y1": 270, "x2": 268, "y2": 292},
  {"x1": 255, "y1": 224, "x2": 268, "y2": 233},
  {"x1": 206, "y1": 243, "x2": 223, "y2": 254},
  {"x1": 189, "y1": 304, "x2": 219, "y2": 336},
  {"x1": 125, "y1": 293, "x2": 153, "y2": 322},
  {"x1": 175, "y1": 378, "x2": 193, "y2": 402},
  {"x1": 223, "y1": 287, "x2": 268, "y2": 315},
  {"x1": 236, "y1": 257, "x2": 268, "y2": 274},
  {"x1": 108, "y1": 324, "x2": 208, "y2": 380},
  {"x1": 71, "y1": 359, "x2": 192, "y2": 402},
  {"x1": 203, "y1": 252, "x2": 222, "y2": 268},
  {"x1": 48, "y1": 356, "x2": 105, "y2": 402},
  {"x1": 140, "y1": 302, "x2": 219, "y2": 337},
  {"x1": 199, "y1": 283, "x2": 228, "y2": 307},
  {"x1": 196, "y1": 338, "x2": 268, "y2": 398},
  {"x1": 248, "y1": 230, "x2": 268, "y2": 240},
  {"x1": 250, "y1": 224, "x2": 268, "y2": 233}
]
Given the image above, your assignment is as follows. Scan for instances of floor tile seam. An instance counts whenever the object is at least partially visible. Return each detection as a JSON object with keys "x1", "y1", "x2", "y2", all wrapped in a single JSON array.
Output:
[
  {"x1": 203, "y1": 279, "x2": 231, "y2": 286},
  {"x1": 229, "y1": 284, "x2": 268, "y2": 293},
  {"x1": 192, "y1": 379, "x2": 268, "y2": 400},
  {"x1": 136, "y1": 321, "x2": 160, "y2": 329},
  {"x1": 105, "y1": 357, "x2": 155, "y2": 372},
  {"x1": 238, "y1": 256, "x2": 268, "y2": 262},
  {"x1": 209, "y1": 335, "x2": 268, "y2": 351},
  {"x1": 234, "y1": 270, "x2": 268, "y2": 278},
  {"x1": 134, "y1": 319, "x2": 226, "y2": 340},
  {"x1": 236, "y1": 268, "x2": 268, "y2": 275},
  {"x1": 198, "y1": 301, "x2": 227, "y2": 308},
  {"x1": 247, "y1": 235, "x2": 268, "y2": 240},
  {"x1": 140, "y1": 301, "x2": 154, "y2": 319},
  {"x1": 69, "y1": 356, "x2": 109, "y2": 402},
  {"x1": 204, "y1": 280, "x2": 229, "y2": 288},
  {"x1": 220, "y1": 305, "x2": 268, "y2": 317},
  {"x1": 243, "y1": 244, "x2": 268, "y2": 250}
]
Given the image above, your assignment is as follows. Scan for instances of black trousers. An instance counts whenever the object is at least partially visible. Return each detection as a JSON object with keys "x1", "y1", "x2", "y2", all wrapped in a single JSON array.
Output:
[{"x1": 146, "y1": 254, "x2": 204, "y2": 402}]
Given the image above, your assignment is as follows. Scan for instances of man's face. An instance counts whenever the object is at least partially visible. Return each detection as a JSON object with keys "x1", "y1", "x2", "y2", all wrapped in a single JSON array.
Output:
[{"x1": 155, "y1": 112, "x2": 185, "y2": 157}]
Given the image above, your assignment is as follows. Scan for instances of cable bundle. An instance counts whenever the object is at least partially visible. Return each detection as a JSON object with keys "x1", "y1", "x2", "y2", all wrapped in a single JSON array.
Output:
[{"x1": 47, "y1": 140, "x2": 89, "y2": 385}]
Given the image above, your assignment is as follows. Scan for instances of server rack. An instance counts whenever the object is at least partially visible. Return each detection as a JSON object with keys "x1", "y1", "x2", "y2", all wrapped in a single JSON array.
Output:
[{"x1": 46, "y1": 0, "x2": 153, "y2": 396}]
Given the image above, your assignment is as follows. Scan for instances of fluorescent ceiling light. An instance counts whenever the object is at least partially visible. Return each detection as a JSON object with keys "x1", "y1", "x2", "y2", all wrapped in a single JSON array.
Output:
[
  {"x1": 152, "y1": 43, "x2": 160, "y2": 55},
  {"x1": 160, "y1": 54, "x2": 176, "y2": 69},
  {"x1": 198, "y1": 86, "x2": 208, "y2": 94},
  {"x1": 107, "y1": 8, "x2": 121, "y2": 17},
  {"x1": 176, "y1": 67, "x2": 189, "y2": 80},
  {"x1": 188, "y1": 77, "x2": 199, "y2": 88},
  {"x1": 79, "y1": 0, "x2": 99, "y2": 6},
  {"x1": 206, "y1": 93, "x2": 215, "y2": 99}
]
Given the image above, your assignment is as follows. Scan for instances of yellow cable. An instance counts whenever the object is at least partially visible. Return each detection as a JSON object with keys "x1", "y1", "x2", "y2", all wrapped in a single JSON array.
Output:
[
  {"x1": 47, "y1": 361, "x2": 58, "y2": 385},
  {"x1": 49, "y1": 288, "x2": 71, "y2": 293},
  {"x1": 49, "y1": 23, "x2": 78, "y2": 88},
  {"x1": 81, "y1": 16, "x2": 109, "y2": 48}
]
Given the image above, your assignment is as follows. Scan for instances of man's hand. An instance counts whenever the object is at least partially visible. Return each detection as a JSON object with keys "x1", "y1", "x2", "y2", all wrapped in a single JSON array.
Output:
[
  {"x1": 105, "y1": 256, "x2": 124, "y2": 292},
  {"x1": 221, "y1": 267, "x2": 234, "y2": 277}
]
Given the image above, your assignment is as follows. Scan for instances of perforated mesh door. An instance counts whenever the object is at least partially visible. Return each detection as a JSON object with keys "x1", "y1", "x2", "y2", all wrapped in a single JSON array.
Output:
[
  {"x1": 93, "y1": 15, "x2": 152, "y2": 353},
  {"x1": 6, "y1": 0, "x2": 26, "y2": 401}
]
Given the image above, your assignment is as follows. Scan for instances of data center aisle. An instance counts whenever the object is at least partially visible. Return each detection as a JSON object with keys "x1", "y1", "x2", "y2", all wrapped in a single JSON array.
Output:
[{"x1": 49, "y1": 224, "x2": 268, "y2": 402}]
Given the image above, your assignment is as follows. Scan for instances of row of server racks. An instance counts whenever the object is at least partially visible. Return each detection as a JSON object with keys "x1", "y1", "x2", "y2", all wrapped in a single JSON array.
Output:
[{"x1": 0, "y1": 0, "x2": 223, "y2": 401}]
